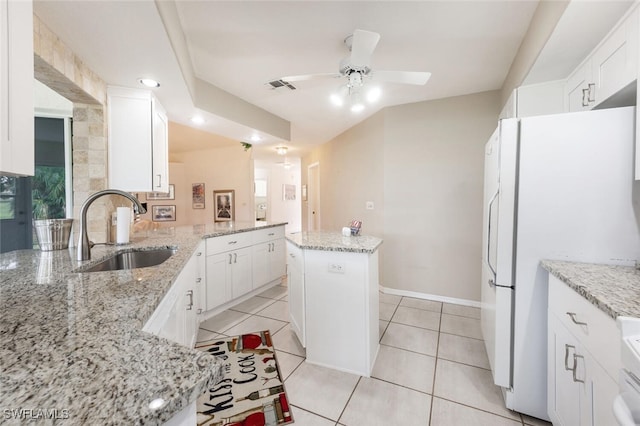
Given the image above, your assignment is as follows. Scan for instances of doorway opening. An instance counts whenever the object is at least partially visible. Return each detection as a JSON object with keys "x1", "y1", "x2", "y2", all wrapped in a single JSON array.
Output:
[{"x1": 0, "y1": 115, "x2": 72, "y2": 253}]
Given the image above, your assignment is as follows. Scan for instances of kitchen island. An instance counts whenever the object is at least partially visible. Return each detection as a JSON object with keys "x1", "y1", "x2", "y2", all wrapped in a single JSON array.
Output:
[
  {"x1": 0, "y1": 221, "x2": 284, "y2": 425},
  {"x1": 286, "y1": 231, "x2": 383, "y2": 376}
]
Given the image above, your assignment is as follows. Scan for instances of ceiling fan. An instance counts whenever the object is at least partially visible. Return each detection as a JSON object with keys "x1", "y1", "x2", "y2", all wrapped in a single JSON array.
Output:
[{"x1": 277, "y1": 29, "x2": 431, "y2": 112}]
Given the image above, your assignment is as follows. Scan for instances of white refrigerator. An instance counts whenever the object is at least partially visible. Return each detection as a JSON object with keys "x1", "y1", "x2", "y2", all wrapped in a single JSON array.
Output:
[{"x1": 481, "y1": 106, "x2": 640, "y2": 420}]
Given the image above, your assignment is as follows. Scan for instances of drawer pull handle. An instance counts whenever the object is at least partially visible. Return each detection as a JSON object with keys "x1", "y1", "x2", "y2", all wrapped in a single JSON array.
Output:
[
  {"x1": 196, "y1": 278, "x2": 202, "y2": 283},
  {"x1": 572, "y1": 354, "x2": 585, "y2": 383},
  {"x1": 566, "y1": 312, "x2": 587, "y2": 326},
  {"x1": 228, "y1": 241, "x2": 237, "y2": 245},
  {"x1": 186, "y1": 290, "x2": 194, "y2": 310},
  {"x1": 289, "y1": 253, "x2": 295, "y2": 258},
  {"x1": 197, "y1": 252, "x2": 202, "y2": 256},
  {"x1": 268, "y1": 232, "x2": 275, "y2": 236},
  {"x1": 564, "y1": 344, "x2": 575, "y2": 371}
]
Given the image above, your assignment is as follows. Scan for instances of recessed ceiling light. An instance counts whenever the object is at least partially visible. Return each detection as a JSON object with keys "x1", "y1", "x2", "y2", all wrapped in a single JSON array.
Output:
[
  {"x1": 275, "y1": 146, "x2": 288, "y2": 155},
  {"x1": 190, "y1": 116, "x2": 205, "y2": 125},
  {"x1": 139, "y1": 78, "x2": 160, "y2": 88},
  {"x1": 250, "y1": 134, "x2": 261, "y2": 142}
]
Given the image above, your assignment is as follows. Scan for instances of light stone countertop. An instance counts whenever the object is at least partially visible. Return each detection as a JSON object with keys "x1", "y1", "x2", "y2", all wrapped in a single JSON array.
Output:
[
  {"x1": 0, "y1": 221, "x2": 286, "y2": 425},
  {"x1": 285, "y1": 231, "x2": 383, "y2": 254},
  {"x1": 542, "y1": 260, "x2": 640, "y2": 320}
]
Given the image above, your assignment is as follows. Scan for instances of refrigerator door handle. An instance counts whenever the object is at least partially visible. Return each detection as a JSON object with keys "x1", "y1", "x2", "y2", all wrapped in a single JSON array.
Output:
[{"x1": 486, "y1": 189, "x2": 499, "y2": 287}]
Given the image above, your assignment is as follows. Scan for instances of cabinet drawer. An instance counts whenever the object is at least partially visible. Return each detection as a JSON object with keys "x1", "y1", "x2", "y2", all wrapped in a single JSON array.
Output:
[
  {"x1": 548, "y1": 275, "x2": 620, "y2": 380},
  {"x1": 253, "y1": 226, "x2": 285, "y2": 244},
  {"x1": 206, "y1": 232, "x2": 253, "y2": 254}
]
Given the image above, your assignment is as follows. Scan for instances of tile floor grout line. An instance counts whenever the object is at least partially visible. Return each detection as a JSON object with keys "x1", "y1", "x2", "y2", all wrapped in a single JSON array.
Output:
[
  {"x1": 432, "y1": 395, "x2": 526, "y2": 424},
  {"x1": 368, "y1": 375, "x2": 433, "y2": 396},
  {"x1": 438, "y1": 329, "x2": 485, "y2": 342},
  {"x1": 428, "y1": 310, "x2": 443, "y2": 426},
  {"x1": 289, "y1": 404, "x2": 340, "y2": 425},
  {"x1": 377, "y1": 342, "x2": 437, "y2": 359},
  {"x1": 335, "y1": 376, "x2": 362, "y2": 425}
]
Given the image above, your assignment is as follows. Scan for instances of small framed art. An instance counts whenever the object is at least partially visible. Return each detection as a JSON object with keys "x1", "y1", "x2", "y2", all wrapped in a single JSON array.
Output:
[
  {"x1": 192, "y1": 183, "x2": 205, "y2": 209},
  {"x1": 214, "y1": 189, "x2": 235, "y2": 222},
  {"x1": 152, "y1": 205, "x2": 176, "y2": 222}
]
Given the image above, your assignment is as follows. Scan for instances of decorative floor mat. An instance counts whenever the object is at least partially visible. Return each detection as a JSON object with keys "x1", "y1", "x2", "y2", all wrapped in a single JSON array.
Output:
[{"x1": 196, "y1": 330, "x2": 294, "y2": 426}]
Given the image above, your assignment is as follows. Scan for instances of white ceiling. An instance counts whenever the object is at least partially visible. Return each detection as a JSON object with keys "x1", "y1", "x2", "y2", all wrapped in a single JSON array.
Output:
[{"x1": 32, "y1": 1, "x2": 633, "y2": 162}]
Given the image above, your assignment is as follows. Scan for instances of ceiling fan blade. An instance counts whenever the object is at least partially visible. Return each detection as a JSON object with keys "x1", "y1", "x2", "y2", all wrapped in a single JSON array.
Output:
[
  {"x1": 280, "y1": 73, "x2": 341, "y2": 83},
  {"x1": 372, "y1": 70, "x2": 431, "y2": 85},
  {"x1": 350, "y1": 29, "x2": 380, "y2": 69}
]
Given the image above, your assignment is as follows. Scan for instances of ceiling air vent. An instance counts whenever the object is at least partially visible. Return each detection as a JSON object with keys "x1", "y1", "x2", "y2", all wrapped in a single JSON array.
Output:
[{"x1": 267, "y1": 79, "x2": 296, "y2": 90}]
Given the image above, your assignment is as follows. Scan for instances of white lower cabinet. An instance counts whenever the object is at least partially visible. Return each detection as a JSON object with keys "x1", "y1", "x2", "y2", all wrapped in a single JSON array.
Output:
[
  {"x1": 204, "y1": 226, "x2": 285, "y2": 314},
  {"x1": 144, "y1": 248, "x2": 202, "y2": 348},
  {"x1": 547, "y1": 275, "x2": 619, "y2": 426},
  {"x1": 286, "y1": 241, "x2": 305, "y2": 346}
]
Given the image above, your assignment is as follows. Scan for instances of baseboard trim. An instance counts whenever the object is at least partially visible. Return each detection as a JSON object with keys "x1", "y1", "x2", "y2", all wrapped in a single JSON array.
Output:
[{"x1": 379, "y1": 285, "x2": 481, "y2": 308}]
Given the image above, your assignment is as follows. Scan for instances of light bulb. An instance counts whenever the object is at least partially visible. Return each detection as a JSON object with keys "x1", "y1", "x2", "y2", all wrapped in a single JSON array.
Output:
[
  {"x1": 366, "y1": 86, "x2": 381, "y2": 103},
  {"x1": 139, "y1": 78, "x2": 160, "y2": 88},
  {"x1": 250, "y1": 134, "x2": 261, "y2": 142},
  {"x1": 190, "y1": 116, "x2": 205, "y2": 124},
  {"x1": 350, "y1": 102, "x2": 365, "y2": 113}
]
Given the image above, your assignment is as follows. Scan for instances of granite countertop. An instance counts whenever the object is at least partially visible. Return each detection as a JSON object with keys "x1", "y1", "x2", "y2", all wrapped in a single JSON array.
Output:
[
  {"x1": 286, "y1": 231, "x2": 383, "y2": 254},
  {"x1": 0, "y1": 221, "x2": 285, "y2": 425},
  {"x1": 542, "y1": 259, "x2": 640, "y2": 320}
]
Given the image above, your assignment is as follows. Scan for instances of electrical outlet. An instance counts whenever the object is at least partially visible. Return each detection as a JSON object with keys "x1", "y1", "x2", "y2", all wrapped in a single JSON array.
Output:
[
  {"x1": 366, "y1": 201, "x2": 374, "y2": 210},
  {"x1": 328, "y1": 263, "x2": 345, "y2": 274}
]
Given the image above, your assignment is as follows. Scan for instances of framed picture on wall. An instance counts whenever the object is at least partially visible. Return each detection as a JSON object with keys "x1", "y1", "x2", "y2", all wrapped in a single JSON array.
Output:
[
  {"x1": 152, "y1": 205, "x2": 176, "y2": 222},
  {"x1": 147, "y1": 184, "x2": 175, "y2": 200},
  {"x1": 214, "y1": 189, "x2": 235, "y2": 222},
  {"x1": 192, "y1": 183, "x2": 205, "y2": 209},
  {"x1": 283, "y1": 184, "x2": 296, "y2": 201}
]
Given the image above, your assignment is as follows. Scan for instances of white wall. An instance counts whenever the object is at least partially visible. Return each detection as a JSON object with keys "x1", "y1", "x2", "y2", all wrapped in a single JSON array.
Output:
[{"x1": 303, "y1": 90, "x2": 500, "y2": 303}]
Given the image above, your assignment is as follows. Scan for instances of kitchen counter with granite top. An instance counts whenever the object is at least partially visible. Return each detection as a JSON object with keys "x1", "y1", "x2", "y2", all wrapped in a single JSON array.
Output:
[
  {"x1": 285, "y1": 231, "x2": 383, "y2": 254},
  {"x1": 0, "y1": 221, "x2": 285, "y2": 425},
  {"x1": 542, "y1": 259, "x2": 640, "y2": 320}
]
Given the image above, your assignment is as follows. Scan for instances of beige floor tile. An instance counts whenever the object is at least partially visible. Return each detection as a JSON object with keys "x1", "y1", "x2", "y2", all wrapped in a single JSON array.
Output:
[
  {"x1": 379, "y1": 302, "x2": 397, "y2": 321},
  {"x1": 290, "y1": 406, "x2": 336, "y2": 426},
  {"x1": 272, "y1": 324, "x2": 306, "y2": 357},
  {"x1": 379, "y1": 292, "x2": 402, "y2": 305},
  {"x1": 391, "y1": 306, "x2": 441, "y2": 331},
  {"x1": 199, "y1": 310, "x2": 250, "y2": 333},
  {"x1": 442, "y1": 303, "x2": 481, "y2": 319},
  {"x1": 222, "y1": 315, "x2": 287, "y2": 336},
  {"x1": 256, "y1": 299, "x2": 290, "y2": 322},
  {"x1": 438, "y1": 333, "x2": 490, "y2": 369},
  {"x1": 523, "y1": 414, "x2": 552, "y2": 426},
  {"x1": 285, "y1": 362, "x2": 360, "y2": 421},
  {"x1": 380, "y1": 322, "x2": 439, "y2": 357},
  {"x1": 229, "y1": 295, "x2": 276, "y2": 314},
  {"x1": 440, "y1": 313, "x2": 483, "y2": 340},
  {"x1": 430, "y1": 397, "x2": 522, "y2": 425},
  {"x1": 400, "y1": 297, "x2": 442, "y2": 313},
  {"x1": 274, "y1": 351, "x2": 304, "y2": 381},
  {"x1": 339, "y1": 377, "x2": 431, "y2": 426},
  {"x1": 195, "y1": 328, "x2": 221, "y2": 344},
  {"x1": 372, "y1": 345, "x2": 436, "y2": 393},
  {"x1": 259, "y1": 285, "x2": 288, "y2": 299},
  {"x1": 433, "y1": 359, "x2": 520, "y2": 420}
]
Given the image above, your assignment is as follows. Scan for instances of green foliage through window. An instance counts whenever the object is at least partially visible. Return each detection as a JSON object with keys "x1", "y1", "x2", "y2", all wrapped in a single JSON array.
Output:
[{"x1": 32, "y1": 166, "x2": 66, "y2": 219}]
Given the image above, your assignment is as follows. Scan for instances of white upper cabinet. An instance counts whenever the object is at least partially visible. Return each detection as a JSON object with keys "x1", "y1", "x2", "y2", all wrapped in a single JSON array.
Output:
[
  {"x1": 0, "y1": 0, "x2": 34, "y2": 176},
  {"x1": 107, "y1": 86, "x2": 169, "y2": 192},
  {"x1": 564, "y1": 5, "x2": 638, "y2": 112}
]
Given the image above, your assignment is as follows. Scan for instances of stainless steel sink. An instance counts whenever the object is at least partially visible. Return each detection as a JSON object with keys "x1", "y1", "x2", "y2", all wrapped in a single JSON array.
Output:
[{"x1": 79, "y1": 248, "x2": 177, "y2": 272}]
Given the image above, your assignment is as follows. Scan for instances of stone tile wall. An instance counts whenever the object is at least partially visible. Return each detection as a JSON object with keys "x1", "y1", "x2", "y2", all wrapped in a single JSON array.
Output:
[{"x1": 33, "y1": 14, "x2": 112, "y2": 244}]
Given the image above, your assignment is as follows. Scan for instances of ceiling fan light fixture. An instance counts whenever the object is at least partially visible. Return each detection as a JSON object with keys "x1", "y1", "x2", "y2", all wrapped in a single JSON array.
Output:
[
  {"x1": 330, "y1": 93, "x2": 344, "y2": 107},
  {"x1": 250, "y1": 134, "x2": 261, "y2": 142}
]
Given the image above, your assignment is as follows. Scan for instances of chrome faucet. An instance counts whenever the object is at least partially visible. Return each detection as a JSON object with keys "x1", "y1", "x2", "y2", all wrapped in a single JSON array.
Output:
[{"x1": 77, "y1": 189, "x2": 147, "y2": 261}]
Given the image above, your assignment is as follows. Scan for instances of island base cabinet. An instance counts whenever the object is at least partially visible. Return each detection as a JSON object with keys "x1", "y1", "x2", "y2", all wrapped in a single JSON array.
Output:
[
  {"x1": 286, "y1": 241, "x2": 305, "y2": 347},
  {"x1": 303, "y1": 249, "x2": 379, "y2": 377}
]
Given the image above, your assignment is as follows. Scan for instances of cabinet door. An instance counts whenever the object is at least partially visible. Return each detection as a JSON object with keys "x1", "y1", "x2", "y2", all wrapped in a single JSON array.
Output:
[
  {"x1": 0, "y1": 0, "x2": 34, "y2": 176},
  {"x1": 565, "y1": 62, "x2": 592, "y2": 112},
  {"x1": 591, "y1": 8, "x2": 638, "y2": 107},
  {"x1": 548, "y1": 314, "x2": 582, "y2": 426},
  {"x1": 287, "y1": 243, "x2": 305, "y2": 347},
  {"x1": 252, "y1": 242, "x2": 270, "y2": 289},
  {"x1": 587, "y1": 353, "x2": 619, "y2": 426},
  {"x1": 268, "y1": 239, "x2": 286, "y2": 283},
  {"x1": 195, "y1": 242, "x2": 206, "y2": 316},
  {"x1": 206, "y1": 253, "x2": 232, "y2": 310},
  {"x1": 152, "y1": 99, "x2": 169, "y2": 192},
  {"x1": 231, "y1": 247, "x2": 253, "y2": 299}
]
